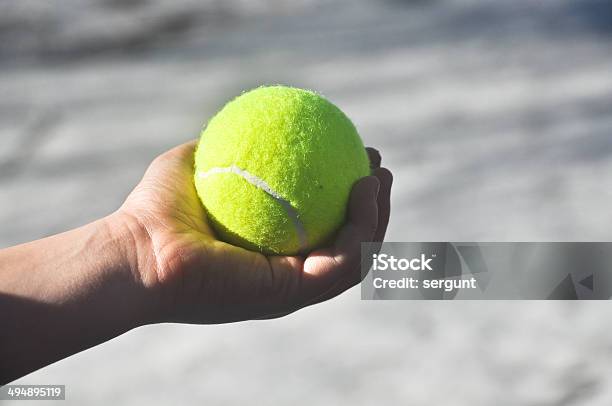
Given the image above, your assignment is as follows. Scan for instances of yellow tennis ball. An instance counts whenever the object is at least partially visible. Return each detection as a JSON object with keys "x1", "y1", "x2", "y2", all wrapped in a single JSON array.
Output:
[{"x1": 194, "y1": 85, "x2": 370, "y2": 255}]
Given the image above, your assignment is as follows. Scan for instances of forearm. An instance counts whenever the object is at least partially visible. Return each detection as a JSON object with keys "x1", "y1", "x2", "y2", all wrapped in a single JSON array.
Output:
[{"x1": 0, "y1": 214, "x2": 152, "y2": 384}]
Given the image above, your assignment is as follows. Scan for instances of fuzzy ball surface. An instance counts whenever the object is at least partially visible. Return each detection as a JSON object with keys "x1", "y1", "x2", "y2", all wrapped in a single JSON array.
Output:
[{"x1": 194, "y1": 85, "x2": 370, "y2": 255}]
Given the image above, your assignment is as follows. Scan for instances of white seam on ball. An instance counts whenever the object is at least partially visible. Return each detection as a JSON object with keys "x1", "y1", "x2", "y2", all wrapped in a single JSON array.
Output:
[{"x1": 197, "y1": 166, "x2": 308, "y2": 253}]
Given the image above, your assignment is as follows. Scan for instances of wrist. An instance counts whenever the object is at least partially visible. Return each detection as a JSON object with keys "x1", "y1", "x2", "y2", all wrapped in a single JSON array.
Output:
[{"x1": 103, "y1": 211, "x2": 162, "y2": 326}]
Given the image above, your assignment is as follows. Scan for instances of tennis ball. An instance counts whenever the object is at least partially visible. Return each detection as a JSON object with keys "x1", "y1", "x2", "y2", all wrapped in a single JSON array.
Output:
[{"x1": 194, "y1": 85, "x2": 370, "y2": 255}]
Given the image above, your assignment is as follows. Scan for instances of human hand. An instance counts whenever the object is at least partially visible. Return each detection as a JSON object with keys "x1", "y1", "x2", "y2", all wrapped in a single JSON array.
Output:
[
  {"x1": 0, "y1": 139, "x2": 391, "y2": 382},
  {"x1": 117, "y1": 140, "x2": 392, "y2": 324}
]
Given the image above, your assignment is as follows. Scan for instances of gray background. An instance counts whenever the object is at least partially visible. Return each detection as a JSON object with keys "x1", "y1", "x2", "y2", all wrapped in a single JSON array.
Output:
[{"x1": 2, "y1": 0, "x2": 612, "y2": 404}]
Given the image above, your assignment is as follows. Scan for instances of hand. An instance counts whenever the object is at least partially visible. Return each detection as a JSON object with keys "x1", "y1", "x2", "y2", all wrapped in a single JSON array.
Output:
[
  {"x1": 117, "y1": 140, "x2": 393, "y2": 324},
  {"x1": 0, "y1": 139, "x2": 391, "y2": 383}
]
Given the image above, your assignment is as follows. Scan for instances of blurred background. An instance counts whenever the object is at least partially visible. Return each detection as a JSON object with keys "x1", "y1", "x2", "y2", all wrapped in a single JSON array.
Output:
[{"x1": 2, "y1": 0, "x2": 612, "y2": 404}]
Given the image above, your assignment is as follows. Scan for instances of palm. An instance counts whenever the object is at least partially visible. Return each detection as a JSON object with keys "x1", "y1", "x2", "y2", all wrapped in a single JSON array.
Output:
[{"x1": 120, "y1": 140, "x2": 392, "y2": 323}]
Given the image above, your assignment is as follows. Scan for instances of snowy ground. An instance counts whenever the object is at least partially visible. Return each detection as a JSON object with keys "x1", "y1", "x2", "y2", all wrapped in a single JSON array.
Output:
[{"x1": 2, "y1": 0, "x2": 612, "y2": 404}]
